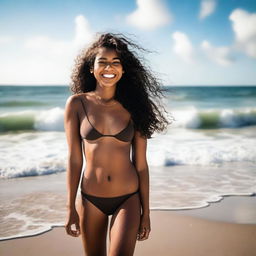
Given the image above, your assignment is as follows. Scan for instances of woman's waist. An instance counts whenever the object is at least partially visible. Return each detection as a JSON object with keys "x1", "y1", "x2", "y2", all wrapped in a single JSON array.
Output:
[
  {"x1": 81, "y1": 165, "x2": 139, "y2": 196},
  {"x1": 83, "y1": 164, "x2": 138, "y2": 182},
  {"x1": 85, "y1": 158, "x2": 134, "y2": 171}
]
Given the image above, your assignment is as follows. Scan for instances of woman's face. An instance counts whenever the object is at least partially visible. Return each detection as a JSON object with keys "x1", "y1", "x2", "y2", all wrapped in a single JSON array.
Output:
[{"x1": 91, "y1": 47, "x2": 124, "y2": 88}]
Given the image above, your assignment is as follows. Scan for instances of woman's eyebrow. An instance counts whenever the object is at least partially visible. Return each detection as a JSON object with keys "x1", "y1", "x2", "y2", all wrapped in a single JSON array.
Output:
[{"x1": 97, "y1": 57, "x2": 121, "y2": 60}]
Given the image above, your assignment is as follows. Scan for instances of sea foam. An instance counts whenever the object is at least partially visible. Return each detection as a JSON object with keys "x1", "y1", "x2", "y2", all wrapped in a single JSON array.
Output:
[
  {"x1": 0, "y1": 107, "x2": 64, "y2": 132},
  {"x1": 1, "y1": 126, "x2": 256, "y2": 178},
  {"x1": 171, "y1": 107, "x2": 256, "y2": 129}
]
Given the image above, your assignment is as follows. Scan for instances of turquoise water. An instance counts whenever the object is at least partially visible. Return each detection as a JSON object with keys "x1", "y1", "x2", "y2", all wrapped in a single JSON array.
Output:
[
  {"x1": 0, "y1": 85, "x2": 70, "y2": 111},
  {"x1": 168, "y1": 86, "x2": 256, "y2": 109},
  {"x1": 1, "y1": 85, "x2": 256, "y2": 133}
]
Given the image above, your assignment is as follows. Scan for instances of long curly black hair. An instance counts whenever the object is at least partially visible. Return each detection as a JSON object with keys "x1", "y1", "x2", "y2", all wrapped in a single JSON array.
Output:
[{"x1": 70, "y1": 32, "x2": 172, "y2": 139}]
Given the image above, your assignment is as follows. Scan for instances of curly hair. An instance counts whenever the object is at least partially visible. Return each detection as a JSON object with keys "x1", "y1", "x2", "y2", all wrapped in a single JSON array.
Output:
[{"x1": 70, "y1": 32, "x2": 172, "y2": 139}]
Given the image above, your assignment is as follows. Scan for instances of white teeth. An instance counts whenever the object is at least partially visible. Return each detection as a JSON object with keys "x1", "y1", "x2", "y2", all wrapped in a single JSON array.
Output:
[{"x1": 102, "y1": 74, "x2": 115, "y2": 78}]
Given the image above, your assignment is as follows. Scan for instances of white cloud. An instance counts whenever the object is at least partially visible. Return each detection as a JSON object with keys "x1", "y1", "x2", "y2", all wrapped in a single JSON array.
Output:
[
  {"x1": 0, "y1": 15, "x2": 94, "y2": 85},
  {"x1": 73, "y1": 15, "x2": 94, "y2": 49},
  {"x1": 199, "y1": 0, "x2": 216, "y2": 20},
  {"x1": 25, "y1": 15, "x2": 94, "y2": 56},
  {"x1": 201, "y1": 40, "x2": 234, "y2": 66},
  {"x1": 126, "y1": 0, "x2": 172, "y2": 30},
  {"x1": 172, "y1": 31, "x2": 195, "y2": 63},
  {"x1": 229, "y1": 8, "x2": 256, "y2": 58}
]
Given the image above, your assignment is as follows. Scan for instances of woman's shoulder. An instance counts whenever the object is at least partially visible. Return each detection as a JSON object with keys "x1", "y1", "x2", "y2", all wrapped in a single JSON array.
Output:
[
  {"x1": 65, "y1": 93, "x2": 85, "y2": 110},
  {"x1": 66, "y1": 92, "x2": 92, "y2": 104}
]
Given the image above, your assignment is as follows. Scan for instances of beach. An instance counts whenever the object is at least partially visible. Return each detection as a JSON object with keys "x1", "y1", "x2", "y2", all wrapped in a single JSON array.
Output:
[{"x1": 1, "y1": 197, "x2": 256, "y2": 256}]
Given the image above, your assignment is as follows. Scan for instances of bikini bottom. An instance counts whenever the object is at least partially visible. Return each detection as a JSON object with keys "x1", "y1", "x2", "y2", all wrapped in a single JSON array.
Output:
[{"x1": 81, "y1": 189, "x2": 140, "y2": 216}]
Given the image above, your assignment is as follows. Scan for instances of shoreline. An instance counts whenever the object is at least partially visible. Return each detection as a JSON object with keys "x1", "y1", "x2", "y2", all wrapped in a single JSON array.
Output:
[
  {"x1": 0, "y1": 193, "x2": 256, "y2": 243},
  {"x1": 151, "y1": 192, "x2": 256, "y2": 211},
  {"x1": 1, "y1": 211, "x2": 255, "y2": 256},
  {"x1": 162, "y1": 193, "x2": 256, "y2": 224},
  {"x1": 1, "y1": 194, "x2": 256, "y2": 242}
]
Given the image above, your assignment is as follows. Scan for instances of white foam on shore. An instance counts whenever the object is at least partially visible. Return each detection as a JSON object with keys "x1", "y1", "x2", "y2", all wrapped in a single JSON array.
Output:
[
  {"x1": 149, "y1": 163, "x2": 256, "y2": 211},
  {"x1": 1, "y1": 126, "x2": 256, "y2": 178},
  {"x1": 0, "y1": 224, "x2": 64, "y2": 242},
  {"x1": 0, "y1": 191, "x2": 66, "y2": 241}
]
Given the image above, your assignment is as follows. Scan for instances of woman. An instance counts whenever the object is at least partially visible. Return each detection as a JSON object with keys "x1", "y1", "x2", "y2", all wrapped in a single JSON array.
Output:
[{"x1": 64, "y1": 32, "x2": 170, "y2": 255}]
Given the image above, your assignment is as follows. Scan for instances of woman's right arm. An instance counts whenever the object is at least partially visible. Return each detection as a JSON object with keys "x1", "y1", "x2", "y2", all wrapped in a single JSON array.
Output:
[{"x1": 64, "y1": 95, "x2": 83, "y2": 237}]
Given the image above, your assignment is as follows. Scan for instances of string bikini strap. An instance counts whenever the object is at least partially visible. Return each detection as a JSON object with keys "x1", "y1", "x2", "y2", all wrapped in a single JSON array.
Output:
[{"x1": 79, "y1": 97, "x2": 94, "y2": 127}]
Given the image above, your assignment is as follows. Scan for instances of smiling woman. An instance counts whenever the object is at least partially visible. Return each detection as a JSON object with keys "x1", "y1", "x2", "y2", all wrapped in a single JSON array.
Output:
[
  {"x1": 90, "y1": 47, "x2": 124, "y2": 88},
  {"x1": 64, "y1": 32, "x2": 170, "y2": 256}
]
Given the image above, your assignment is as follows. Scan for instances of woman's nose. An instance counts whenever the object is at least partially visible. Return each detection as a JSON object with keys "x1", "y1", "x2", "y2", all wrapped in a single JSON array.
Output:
[{"x1": 104, "y1": 64, "x2": 112, "y2": 70}]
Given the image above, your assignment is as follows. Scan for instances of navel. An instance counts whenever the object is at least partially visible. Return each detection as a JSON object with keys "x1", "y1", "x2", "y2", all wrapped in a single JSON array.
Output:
[{"x1": 107, "y1": 175, "x2": 111, "y2": 182}]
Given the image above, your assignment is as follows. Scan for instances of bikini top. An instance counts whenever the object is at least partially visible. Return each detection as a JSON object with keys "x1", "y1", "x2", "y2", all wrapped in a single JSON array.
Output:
[{"x1": 79, "y1": 98, "x2": 135, "y2": 142}]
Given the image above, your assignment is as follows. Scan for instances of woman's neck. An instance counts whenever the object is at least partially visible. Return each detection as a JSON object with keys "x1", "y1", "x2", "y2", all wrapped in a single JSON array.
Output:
[
  {"x1": 94, "y1": 87, "x2": 115, "y2": 103},
  {"x1": 93, "y1": 87, "x2": 117, "y2": 106}
]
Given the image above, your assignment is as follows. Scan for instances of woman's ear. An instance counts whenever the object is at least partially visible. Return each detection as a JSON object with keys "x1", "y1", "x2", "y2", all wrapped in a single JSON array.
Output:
[{"x1": 89, "y1": 64, "x2": 94, "y2": 73}]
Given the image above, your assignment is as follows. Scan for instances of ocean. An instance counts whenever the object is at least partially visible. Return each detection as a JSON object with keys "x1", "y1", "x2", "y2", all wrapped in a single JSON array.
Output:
[{"x1": 0, "y1": 85, "x2": 256, "y2": 240}]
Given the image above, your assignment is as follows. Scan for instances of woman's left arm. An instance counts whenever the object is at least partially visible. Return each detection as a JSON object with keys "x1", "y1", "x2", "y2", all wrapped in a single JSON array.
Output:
[{"x1": 132, "y1": 130, "x2": 151, "y2": 241}]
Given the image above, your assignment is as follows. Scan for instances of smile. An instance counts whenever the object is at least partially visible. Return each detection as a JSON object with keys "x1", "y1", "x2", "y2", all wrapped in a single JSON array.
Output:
[{"x1": 102, "y1": 74, "x2": 116, "y2": 78}]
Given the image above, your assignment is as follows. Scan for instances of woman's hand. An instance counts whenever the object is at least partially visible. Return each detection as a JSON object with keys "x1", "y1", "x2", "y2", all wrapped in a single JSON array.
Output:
[
  {"x1": 65, "y1": 208, "x2": 81, "y2": 237},
  {"x1": 137, "y1": 214, "x2": 151, "y2": 241}
]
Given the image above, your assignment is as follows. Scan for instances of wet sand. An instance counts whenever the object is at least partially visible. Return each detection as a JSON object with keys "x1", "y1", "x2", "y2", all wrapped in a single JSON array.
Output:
[{"x1": 1, "y1": 207, "x2": 256, "y2": 256}]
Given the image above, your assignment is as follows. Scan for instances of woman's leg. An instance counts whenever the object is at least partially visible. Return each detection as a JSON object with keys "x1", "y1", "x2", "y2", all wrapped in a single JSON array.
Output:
[
  {"x1": 108, "y1": 193, "x2": 141, "y2": 256},
  {"x1": 78, "y1": 197, "x2": 109, "y2": 256}
]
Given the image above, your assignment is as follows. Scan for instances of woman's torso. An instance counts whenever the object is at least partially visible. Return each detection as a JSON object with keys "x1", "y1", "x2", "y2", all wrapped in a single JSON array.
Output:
[{"x1": 78, "y1": 93, "x2": 139, "y2": 197}]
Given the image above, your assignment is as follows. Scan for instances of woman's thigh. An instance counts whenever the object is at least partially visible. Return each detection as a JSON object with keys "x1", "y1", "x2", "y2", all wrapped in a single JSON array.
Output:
[
  {"x1": 78, "y1": 197, "x2": 109, "y2": 256},
  {"x1": 108, "y1": 193, "x2": 141, "y2": 256}
]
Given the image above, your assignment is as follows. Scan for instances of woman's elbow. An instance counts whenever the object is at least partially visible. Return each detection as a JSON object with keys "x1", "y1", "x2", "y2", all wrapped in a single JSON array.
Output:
[{"x1": 135, "y1": 162, "x2": 149, "y2": 173}]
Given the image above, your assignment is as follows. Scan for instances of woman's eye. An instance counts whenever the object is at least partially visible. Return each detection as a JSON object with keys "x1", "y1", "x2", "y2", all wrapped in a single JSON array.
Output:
[{"x1": 97, "y1": 61, "x2": 121, "y2": 66}]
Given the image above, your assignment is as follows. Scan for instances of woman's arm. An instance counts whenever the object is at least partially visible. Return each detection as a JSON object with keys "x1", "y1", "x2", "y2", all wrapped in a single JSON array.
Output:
[
  {"x1": 132, "y1": 130, "x2": 151, "y2": 240},
  {"x1": 64, "y1": 95, "x2": 83, "y2": 237}
]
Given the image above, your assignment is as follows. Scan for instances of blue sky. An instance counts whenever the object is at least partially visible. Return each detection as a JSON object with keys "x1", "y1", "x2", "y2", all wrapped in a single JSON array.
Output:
[{"x1": 0, "y1": 0, "x2": 255, "y2": 86}]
